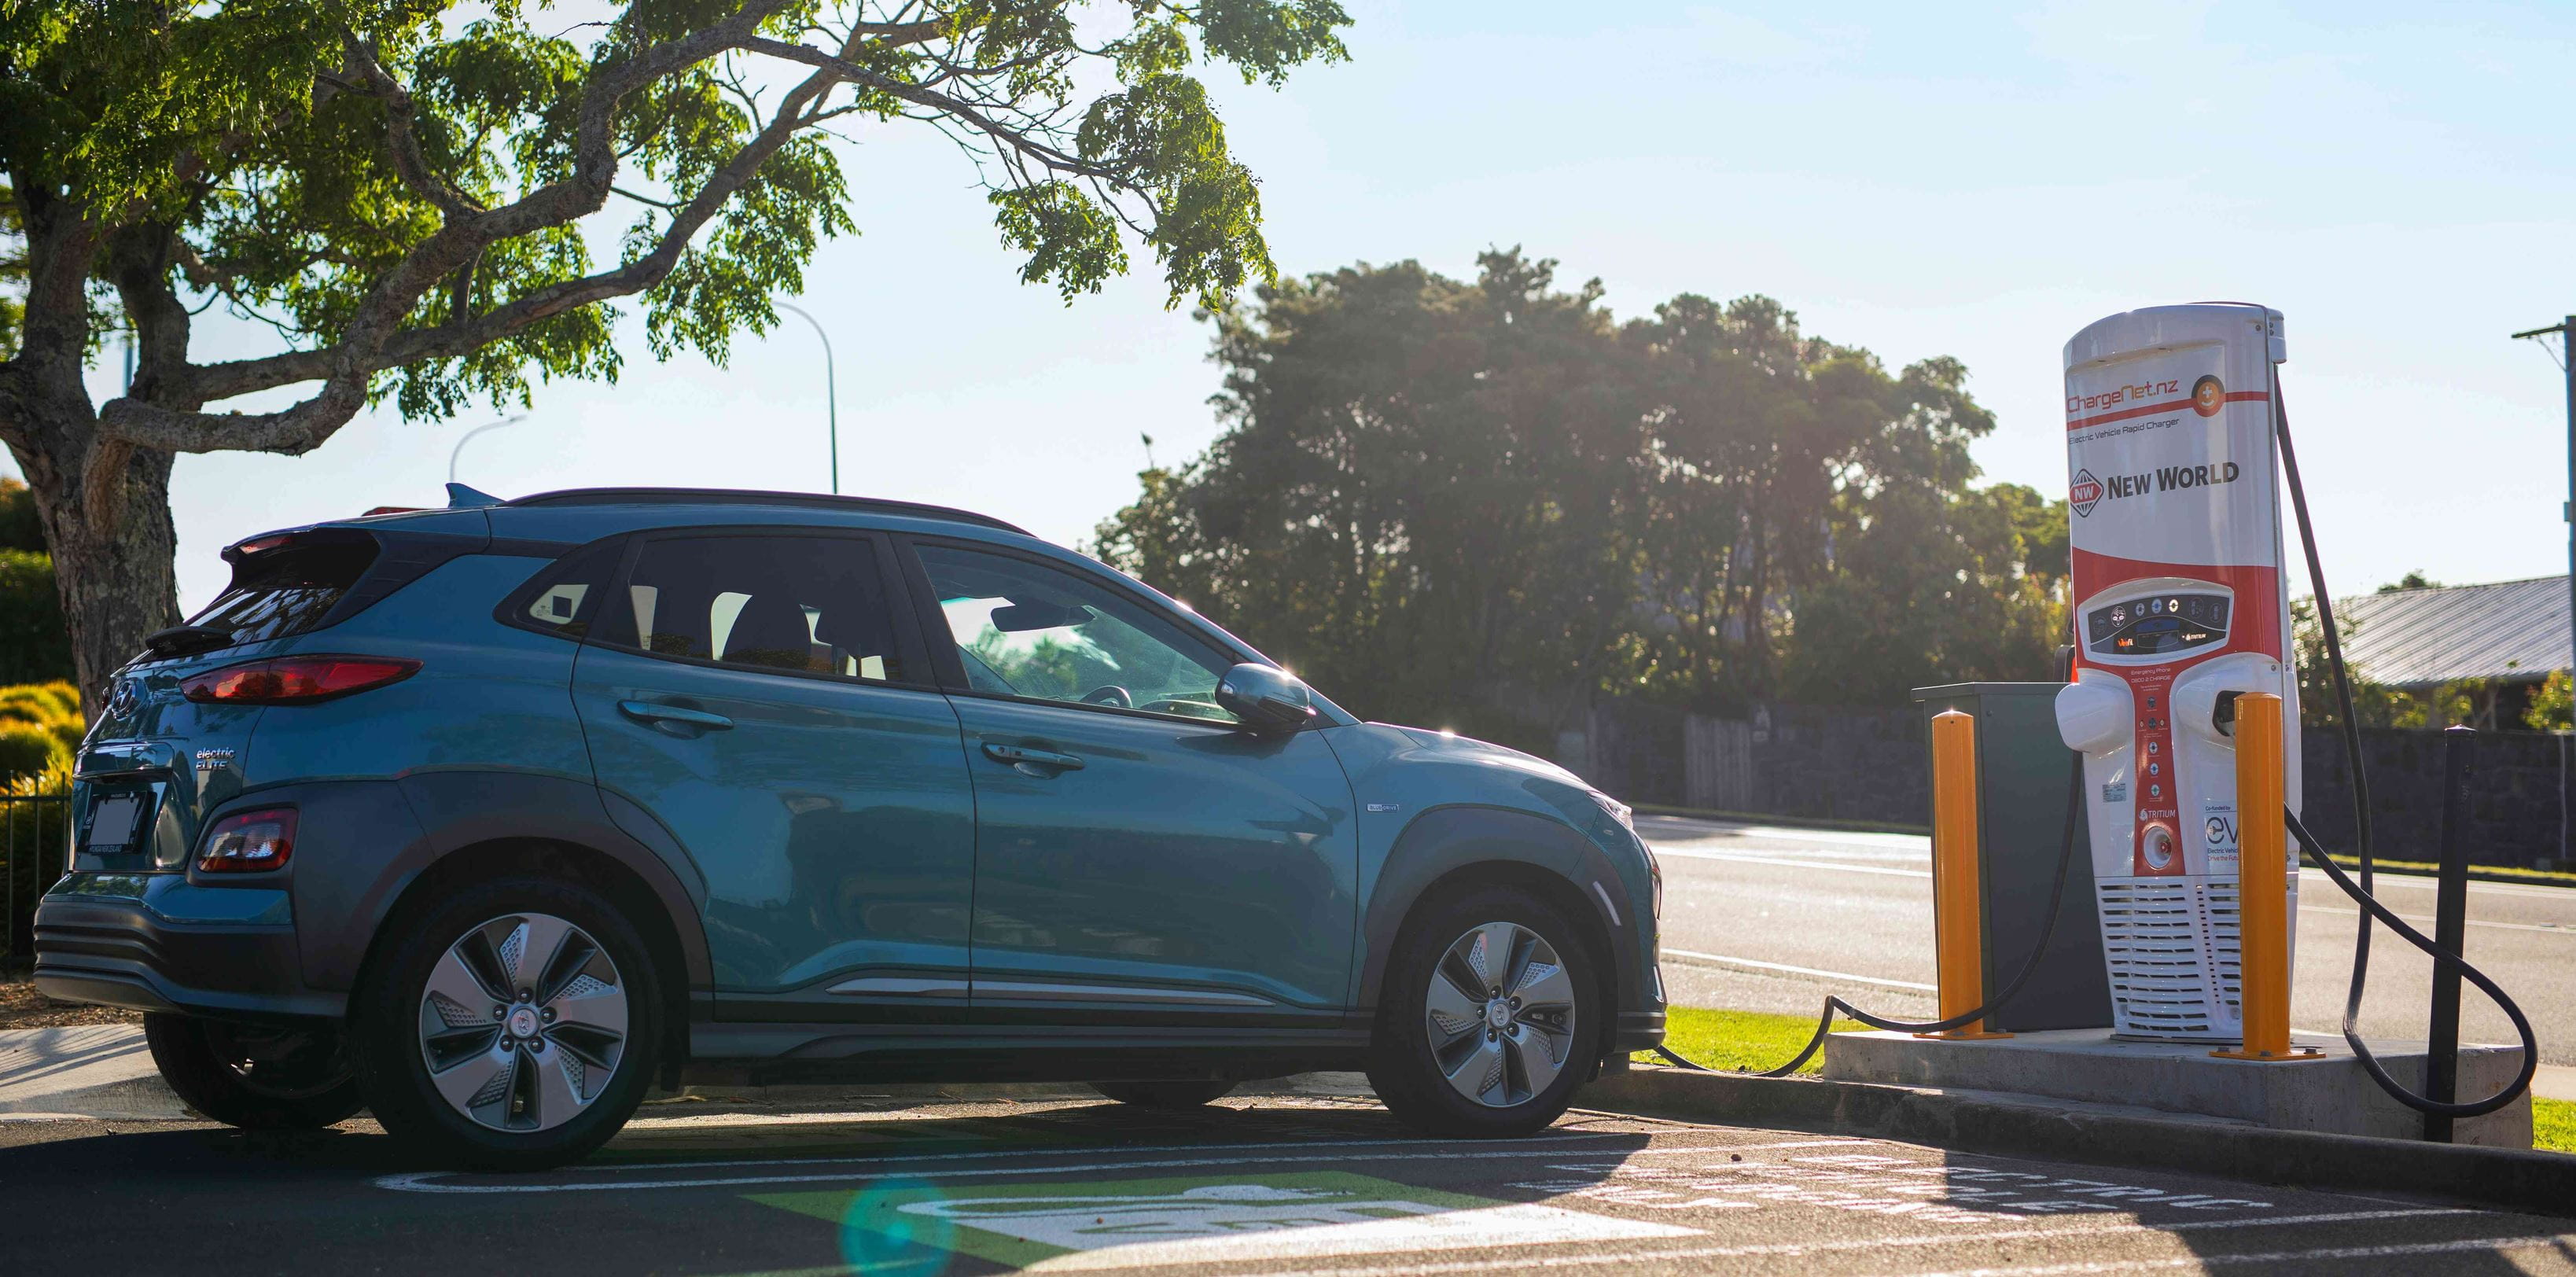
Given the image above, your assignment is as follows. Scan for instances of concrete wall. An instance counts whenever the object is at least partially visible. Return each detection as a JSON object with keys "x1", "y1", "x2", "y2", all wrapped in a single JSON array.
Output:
[
  {"x1": 1558, "y1": 700, "x2": 2574, "y2": 870},
  {"x1": 2298, "y1": 726, "x2": 2573, "y2": 871}
]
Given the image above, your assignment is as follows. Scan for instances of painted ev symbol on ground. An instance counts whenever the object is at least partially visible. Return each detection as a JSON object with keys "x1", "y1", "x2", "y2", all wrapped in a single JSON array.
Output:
[{"x1": 757, "y1": 1171, "x2": 1690, "y2": 1271}]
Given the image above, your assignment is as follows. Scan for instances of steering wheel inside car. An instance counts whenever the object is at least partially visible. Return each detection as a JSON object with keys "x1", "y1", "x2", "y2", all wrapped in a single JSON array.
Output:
[{"x1": 1081, "y1": 685, "x2": 1134, "y2": 708}]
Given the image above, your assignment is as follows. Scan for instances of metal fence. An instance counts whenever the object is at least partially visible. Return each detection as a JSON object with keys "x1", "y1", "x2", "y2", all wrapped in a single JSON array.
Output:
[{"x1": 3, "y1": 792, "x2": 68, "y2": 963}]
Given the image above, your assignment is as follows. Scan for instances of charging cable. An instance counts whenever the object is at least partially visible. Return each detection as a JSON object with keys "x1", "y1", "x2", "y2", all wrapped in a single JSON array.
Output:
[
  {"x1": 1655, "y1": 368, "x2": 2541, "y2": 1117},
  {"x1": 2272, "y1": 371, "x2": 2538, "y2": 1117},
  {"x1": 1654, "y1": 665, "x2": 2089, "y2": 1077}
]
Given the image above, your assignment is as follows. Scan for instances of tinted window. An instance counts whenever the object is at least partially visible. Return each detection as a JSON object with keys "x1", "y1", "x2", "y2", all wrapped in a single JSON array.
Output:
[
  {"x1": 510, "y1": 539, "x2": 624, "y2": 638},
  {"x1": 186, "y1": 535, "x2": 378, "y2": 645},
  {"x1": 598, "y1": 535, "x2": 908, "y2": 683},
  {"x1": 914, "y1": 544, "x2": 1235, "y2": 721}
]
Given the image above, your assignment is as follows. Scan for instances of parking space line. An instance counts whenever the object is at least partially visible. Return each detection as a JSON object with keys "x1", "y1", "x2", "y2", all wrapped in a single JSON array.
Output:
[
  {"x1": 377, "y1": 1138, "x2": 1879, "y2": 1194},
  {"x1": 1243, "y1": 1209, "x2": 2486, "y2": 1276}
]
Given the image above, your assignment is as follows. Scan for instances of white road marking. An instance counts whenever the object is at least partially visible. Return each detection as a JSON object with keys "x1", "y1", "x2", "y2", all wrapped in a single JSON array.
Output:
[
  {"x1": 1653, "y1": 847, "x2": 1934, "y2": 879},
  {"x1": 1662, "y1": 948, "x2": 1938, "y2": 992},
  {"x1": 2299, "y1": 904, "x2": 2574, "y2": 936},
  {"x1": 1900, "y1": 1231, "x2": 2576, "y2": 1275},
  {"x1": 1241, "y1": 1209, "x2": 2481, "y2": 1276},
  {"x1": 374, "y1": 1139, "x2": 1878, "y2": 1194}
]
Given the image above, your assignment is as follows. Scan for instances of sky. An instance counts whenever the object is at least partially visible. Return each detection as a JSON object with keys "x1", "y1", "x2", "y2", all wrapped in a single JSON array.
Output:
[{"x1": 24, "y1": 0, "x2": 2576, "y2": 611}]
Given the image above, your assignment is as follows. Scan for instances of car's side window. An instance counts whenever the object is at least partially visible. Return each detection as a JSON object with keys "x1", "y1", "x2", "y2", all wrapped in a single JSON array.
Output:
[
  {"x1": 912, "y1": 544, "x2": 1237, "y2": 723},
  {"x1": 595, "y1": 534, "x2": 909, "y2": 684},
  {"x1": 507, "y1": 538, "x2": 625, "y2": 639}
]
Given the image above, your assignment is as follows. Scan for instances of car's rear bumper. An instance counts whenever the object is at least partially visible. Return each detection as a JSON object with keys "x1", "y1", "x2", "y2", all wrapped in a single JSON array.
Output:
[{"x1": 33, "y1": 878, "x2": 344, "y2": 1021}]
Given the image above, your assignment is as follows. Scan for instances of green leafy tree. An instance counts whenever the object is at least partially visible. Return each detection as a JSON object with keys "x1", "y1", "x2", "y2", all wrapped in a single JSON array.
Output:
[
  {"x1": 0, "y1": 0, "x2": 1349, "y2": 706},
  {"x1": 1096, "y1": 250, "x2": 1647, "y2": 742},
  {"x1": 2526, "y1": 668, "x2": 2571, "y2": 732},
  {"x1": 1096, "y1": 252, "x2": 2063, "y2": 738}
]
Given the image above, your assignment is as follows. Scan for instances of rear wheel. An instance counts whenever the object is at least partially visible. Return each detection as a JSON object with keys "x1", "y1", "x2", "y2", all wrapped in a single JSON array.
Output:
[
  {"x1": 1367, "y1": 885, "x2": 1599, "y2": 1137},
  {"x1": 144, "y1": 1014, "x2": 364, "y2": 1129},
  {"x1": 352, "y1": 877, "x2": 661, "y2": 1171},
  {"x1": 1088, "y1": 1079, "x2": 1238, "y2": 1109}
]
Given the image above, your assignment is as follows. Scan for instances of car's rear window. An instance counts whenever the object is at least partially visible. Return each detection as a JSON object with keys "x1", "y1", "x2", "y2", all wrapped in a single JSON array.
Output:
[{"x1": 186, "y1": 535, "x2": 381, "y2": 646}]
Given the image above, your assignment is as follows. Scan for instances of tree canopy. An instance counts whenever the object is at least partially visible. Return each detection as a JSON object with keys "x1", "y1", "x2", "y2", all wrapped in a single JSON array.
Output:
[
  {"x1": 0, "y1": 0, "x2": 1349, "y2": 702},
  {"x1": 1094, "y1": 251, "x2": 2068, "y2": 746}
]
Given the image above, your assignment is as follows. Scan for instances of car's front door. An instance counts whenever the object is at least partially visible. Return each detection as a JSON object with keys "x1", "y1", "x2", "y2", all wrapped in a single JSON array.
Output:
[
  {"x1": 900, "y1": 540, "x2": 1358, "y2": 1022},
  {"x1": 571, "y1": 528, "x2": 978, "y2": 1021}
]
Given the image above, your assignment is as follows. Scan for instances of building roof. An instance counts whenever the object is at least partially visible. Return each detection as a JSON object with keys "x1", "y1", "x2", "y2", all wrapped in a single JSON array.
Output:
[{"x1": 2330, "y1": 575, "x2": 2570, "y2": 688}]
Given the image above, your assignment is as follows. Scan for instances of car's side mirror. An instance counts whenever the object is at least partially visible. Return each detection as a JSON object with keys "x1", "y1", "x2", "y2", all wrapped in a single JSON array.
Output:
[{"x1": 1215, "y1": 664, "x2": 1316, "y2": 737}]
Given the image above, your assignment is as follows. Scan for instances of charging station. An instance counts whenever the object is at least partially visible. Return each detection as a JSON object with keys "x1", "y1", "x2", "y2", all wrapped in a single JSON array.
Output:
[{"x1": 2052, "y1": 304, "x2": 2300, "y2": 1043}]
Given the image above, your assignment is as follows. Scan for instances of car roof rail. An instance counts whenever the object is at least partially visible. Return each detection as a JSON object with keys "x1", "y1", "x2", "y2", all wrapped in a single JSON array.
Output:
[{"x1": 500, "y1": 487, "x2": 1029, "y2": 535}]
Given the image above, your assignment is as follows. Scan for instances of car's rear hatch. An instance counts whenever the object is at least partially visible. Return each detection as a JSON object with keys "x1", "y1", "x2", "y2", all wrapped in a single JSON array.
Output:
[{"x1": 69, "y1": 514, "x2": 488, "y2": 876}]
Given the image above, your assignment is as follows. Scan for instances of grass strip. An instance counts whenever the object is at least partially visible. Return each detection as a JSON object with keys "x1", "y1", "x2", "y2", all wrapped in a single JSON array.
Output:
[
  {"x1": 1633, "y1": 1005, "x2": 1860, "y2": 1076},
  {"x1": 2538, "y1": 1097, "x2": 2575, "y2": 1155}
]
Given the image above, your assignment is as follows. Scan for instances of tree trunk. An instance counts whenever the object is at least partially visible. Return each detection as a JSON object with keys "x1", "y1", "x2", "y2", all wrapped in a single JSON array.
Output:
[{"x1": 7, "y1": 425, "x2": 182, "y2": 718}]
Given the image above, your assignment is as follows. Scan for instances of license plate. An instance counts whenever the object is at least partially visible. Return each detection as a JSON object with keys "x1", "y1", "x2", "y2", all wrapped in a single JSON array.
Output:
[{"x1": 84, "y1": 795, "x2": 144, "y2": 850}]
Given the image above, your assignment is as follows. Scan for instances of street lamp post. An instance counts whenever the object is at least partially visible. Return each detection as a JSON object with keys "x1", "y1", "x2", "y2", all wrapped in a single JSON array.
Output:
[
  {"x1": 2512, "y1": 316, "x2": 2576, "y2": 713},
  {"x1": 775, "y1": 303, "x2": 839, "y2": 495},
  {"x1": 448, "y1": 414, "x2": 528, "y2": 486}
]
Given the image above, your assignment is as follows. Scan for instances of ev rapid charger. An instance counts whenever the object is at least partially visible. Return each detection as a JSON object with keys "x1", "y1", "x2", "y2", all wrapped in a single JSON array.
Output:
[{"x1": 2055, "y1": 304, "x2": 2302, "y2": 1043}]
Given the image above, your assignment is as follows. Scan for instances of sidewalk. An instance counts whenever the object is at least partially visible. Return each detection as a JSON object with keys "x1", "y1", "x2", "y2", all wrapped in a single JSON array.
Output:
[
  {"x1": 0, "y1": 1025, "x2": 182, "y2": 1120},
  {"x1": 4, "y1": 1024, "x2": 2569, "y2": 1123}
]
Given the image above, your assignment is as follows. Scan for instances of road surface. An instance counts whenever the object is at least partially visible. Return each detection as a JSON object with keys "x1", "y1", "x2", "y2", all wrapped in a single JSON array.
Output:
[
  {"x1": 1642, "y1": 814, "x2": 2576, "y2": 1074},
  {"x1": 2, "y1": 1086, "x2": 2568, "y2": 1274}
]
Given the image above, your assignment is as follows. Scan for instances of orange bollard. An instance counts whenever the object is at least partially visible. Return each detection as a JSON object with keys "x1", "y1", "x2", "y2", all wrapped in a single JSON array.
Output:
[
  {"x1": 2213, "y1": 692, "x2": 2321, "y2": 1062},
  {"x1": 1920, "y1": 709, "x2": 2010, "y2": 1040}
]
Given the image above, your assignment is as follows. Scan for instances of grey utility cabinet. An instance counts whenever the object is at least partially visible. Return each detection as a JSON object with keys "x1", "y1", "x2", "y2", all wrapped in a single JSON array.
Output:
[{"x1": 1912, "y1": 683, "x2": 2113, "y2": 1032}]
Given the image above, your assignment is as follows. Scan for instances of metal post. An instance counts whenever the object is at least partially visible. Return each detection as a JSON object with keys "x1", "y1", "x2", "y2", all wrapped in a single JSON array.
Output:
[
  {"x1": 1921, "y1": 710, "x2": 2011, "y2": 1040},
  {"x1": 2214, "y1": 693, "x2": 2320, "y2": 1062},
  {"x1": 2424, "y1": 724, "x2": 2475, "y2": 1142},
  {"x1": 776, "y1": 304, "x2": 839, "y2": 495}
]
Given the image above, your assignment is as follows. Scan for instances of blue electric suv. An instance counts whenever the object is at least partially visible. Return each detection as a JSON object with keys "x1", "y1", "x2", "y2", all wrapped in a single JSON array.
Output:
[{"x1": 34, "y1": 487, "x2": 1665, "y2": 1168}]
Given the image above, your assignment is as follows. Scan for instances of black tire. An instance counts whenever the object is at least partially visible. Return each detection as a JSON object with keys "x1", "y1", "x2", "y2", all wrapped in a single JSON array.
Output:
[
  {"x1": 1088, "y1": 1079, "x2": 1238, "y2": 1109},
  {"x1": 1366, "y1": 884, "x2": 1601, "y2": 1138},
  {"x1": 351, "y1": 876, "x2": 663, "y2": 1172},
  {"x1": 144, "y1": 1013, "x2": 366, "y2": 1129}
]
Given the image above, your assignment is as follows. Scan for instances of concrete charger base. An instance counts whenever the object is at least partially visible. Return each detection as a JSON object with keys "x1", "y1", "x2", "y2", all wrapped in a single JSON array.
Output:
[{"x1": 1823, "y1": 1028, "x2": 2530, "y2": 1147}]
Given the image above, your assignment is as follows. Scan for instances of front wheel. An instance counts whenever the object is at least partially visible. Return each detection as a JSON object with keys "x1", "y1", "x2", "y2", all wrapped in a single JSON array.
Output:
[
  {"x1": 352, "y1": 878, "x2": 662, "y2": 1171},
  {"x1": 144, "y1": 1014, "x2": 365, "y2": 1129},
  {"x1": 1367, "y1": 885, "x2": 1599, "y2": 1137}
]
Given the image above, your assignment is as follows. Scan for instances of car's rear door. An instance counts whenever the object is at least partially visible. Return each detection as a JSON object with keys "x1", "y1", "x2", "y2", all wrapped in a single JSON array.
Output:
[
  {"x1": 570, "y1": 528, "x2": 979, "y2": 1021},
  {"x1": 895, "y1": 538, "x2": 1358, "y2": 1024}
]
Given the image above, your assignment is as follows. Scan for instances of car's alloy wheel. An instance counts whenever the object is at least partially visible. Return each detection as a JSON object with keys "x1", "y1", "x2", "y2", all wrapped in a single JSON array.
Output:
[
  {"x1": 1422, "y1": 921, "x2": 1578, "y2": 1109},
  {"x1": 1367, "y1": 885, "x2": 1599, "y2": 1138},
  {"x1": 356, "y1": 877, "x2": 660, "y2": 1170},
  {"x1": 415, "y1": 912, "x2": 628, "y2": 1133}
]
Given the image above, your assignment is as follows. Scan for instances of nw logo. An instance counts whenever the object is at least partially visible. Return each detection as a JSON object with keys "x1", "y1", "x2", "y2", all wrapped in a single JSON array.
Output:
[{"x1": 2070, "y1": 469, "x2": 2103, "y2": 517}]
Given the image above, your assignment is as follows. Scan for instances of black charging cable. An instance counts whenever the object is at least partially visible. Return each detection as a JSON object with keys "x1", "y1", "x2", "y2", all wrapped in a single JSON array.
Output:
[
  {"x1": 1654, "y1": 653, "x2": 2089, "y2": 1077},
  {"x1": 2272, "y1": 370, "x2": 2538, "y2": 1117},
  {"x1": 1654, "y1": 367, "x2": 2541, "y2": 1112}
]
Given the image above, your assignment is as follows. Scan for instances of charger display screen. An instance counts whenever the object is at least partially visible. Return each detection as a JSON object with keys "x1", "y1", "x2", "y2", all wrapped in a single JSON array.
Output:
[{"x1": 2085, "y1": 592, "x2": 2229, "y2": 658}]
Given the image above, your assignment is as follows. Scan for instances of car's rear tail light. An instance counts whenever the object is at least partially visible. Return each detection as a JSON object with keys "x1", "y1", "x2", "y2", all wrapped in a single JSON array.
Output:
[
  {"x1": 180, "y1": 656, "x2": 421, "y2": 705},
  {"x1": 197, "y1": 808, "x2": 296, "y2": 873}
]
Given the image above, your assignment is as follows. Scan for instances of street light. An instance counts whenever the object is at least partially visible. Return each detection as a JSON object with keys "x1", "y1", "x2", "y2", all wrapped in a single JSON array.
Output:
[
  {"x1": 449, "y1": 414, "x2": 528, "y2": 485},
  {"x1": 775, "y1": 303, "x2": 840, "y2": 495}
]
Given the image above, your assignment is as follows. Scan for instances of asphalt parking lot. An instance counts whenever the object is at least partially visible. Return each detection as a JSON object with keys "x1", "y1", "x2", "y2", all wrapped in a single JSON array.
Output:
[{"x1": 4, "y1": 1084, "x2": 2570, "y2": 1275}]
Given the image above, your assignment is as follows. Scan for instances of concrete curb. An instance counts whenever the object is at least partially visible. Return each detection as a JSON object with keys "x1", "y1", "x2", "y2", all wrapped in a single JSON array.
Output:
[{"x1": 1579, "y1": 1065, "x2": 2576, "y2": 1220}]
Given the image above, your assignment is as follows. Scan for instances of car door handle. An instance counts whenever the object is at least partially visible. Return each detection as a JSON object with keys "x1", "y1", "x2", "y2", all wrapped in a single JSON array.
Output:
[
  {"x1": 618, "y1": 700, "x2": 734, "y2": 732},
  {"x1": 982, "y1": 742, "x2": 1084, "y2": 772}
]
